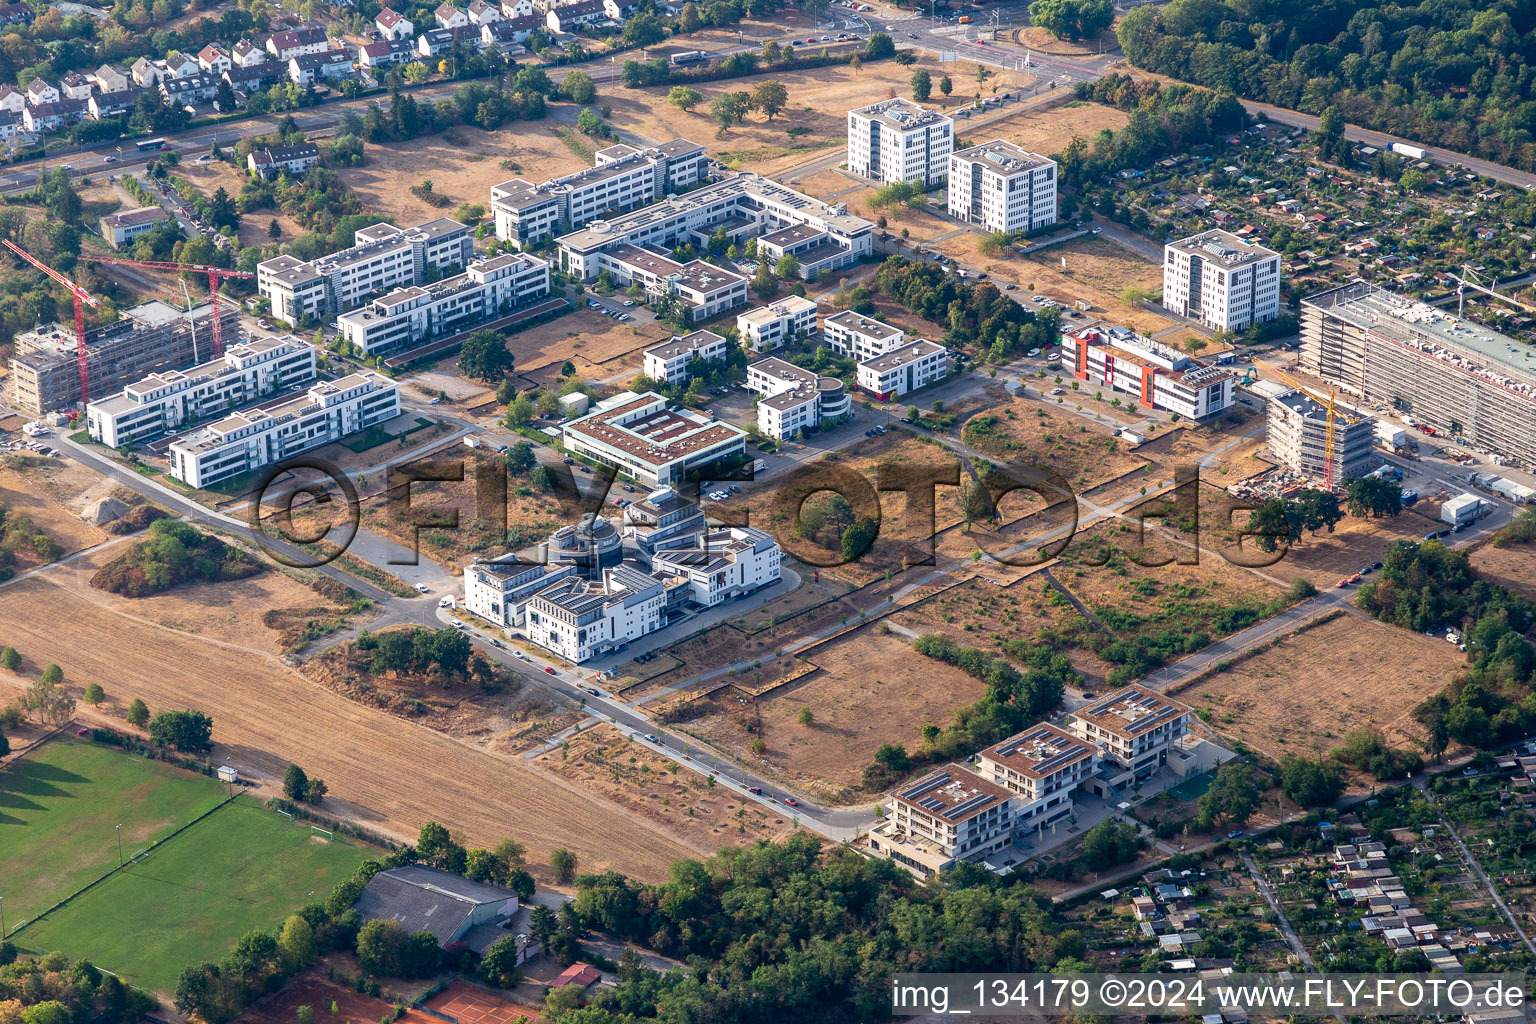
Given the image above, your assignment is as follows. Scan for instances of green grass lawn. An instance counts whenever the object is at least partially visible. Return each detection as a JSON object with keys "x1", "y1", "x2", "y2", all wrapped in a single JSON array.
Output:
[
  {"x1": 17, "y1": 799, "x2": 368, "y2": 993},
  {"x1": 0, "y1": 740, "x2": 228, "y2": 925}
]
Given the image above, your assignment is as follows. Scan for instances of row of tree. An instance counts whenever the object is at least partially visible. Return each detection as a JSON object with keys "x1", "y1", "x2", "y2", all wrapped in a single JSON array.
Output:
[{"x1": 872, "y1": 258, "x2": 1060, "y2": 363}]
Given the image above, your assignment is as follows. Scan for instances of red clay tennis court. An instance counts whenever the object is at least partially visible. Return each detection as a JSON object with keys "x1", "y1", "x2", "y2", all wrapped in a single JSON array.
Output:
[{"x1": 423, "y1": 980, "x2": 538, "y2": 1024}]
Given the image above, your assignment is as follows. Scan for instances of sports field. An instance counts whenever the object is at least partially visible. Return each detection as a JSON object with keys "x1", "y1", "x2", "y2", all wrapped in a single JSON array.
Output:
[
  {"x1": 18, "y1": 799, "x2": 367, "y2": 992},
  {"x1": 0, "y1": 739, "x2": 228, "y2": 925}
]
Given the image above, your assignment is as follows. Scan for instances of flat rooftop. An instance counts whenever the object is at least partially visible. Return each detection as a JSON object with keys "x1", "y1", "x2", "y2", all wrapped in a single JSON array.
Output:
[
  {"x1": 861, "y1": 339, "x2": 945, "y2": 373},
  {"x1": 565, "y1": 392, "x2": 744, "y2": 467},
  {"x1": 894, "y1": 764, "x2": 1011, "y2": 823},
  {"x1": 983, "y1": 723, "x2": 1094, "y2": 781},
  {"x1": 1167, "y1": 229, "x2": 1278, "y2": 267},
  {"x1": 825, "y1": 309, "x2": 902, "y2": 342},
  {"x1": 953, "y1": 139, "x2": 1052, "y2": 174},
  {"x1": 1076, "y1": 687, "x2": 1192, "y2": 740},
  {"x1": 645, "y1": 329, "x2": 725, "y2": 362},
  {"x1": 851, "y1": 97, "x2": 951, "y2": 131}
]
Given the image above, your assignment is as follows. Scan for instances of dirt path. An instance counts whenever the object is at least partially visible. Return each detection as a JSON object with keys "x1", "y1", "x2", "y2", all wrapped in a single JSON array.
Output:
[{"x1": 0, "y1": 577, "x2": 703, "y2": 882}]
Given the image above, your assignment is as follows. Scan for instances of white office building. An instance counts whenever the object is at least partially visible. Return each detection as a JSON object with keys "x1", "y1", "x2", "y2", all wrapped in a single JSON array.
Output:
[
  {"x1": 1162, "y1": 230, "x2": 1281, "y2": 332},
  {"x1": 737, "y1": 296, "x2": 817, "y2": 353},
  {"x1": 589, "y1": 245, "x2": 748, "y2": 322},
  {"x1": 823, "y1": 310, "x2": 904, "y2": 362},
  {"x1": 257, "y1": 218, "x2": 474, "y2": 325},
  {"x1": 947, "y1": 140, "x2": 1057, "y2": 234},
  {"x1": 168, "y1": 372, "x2": 399, "y2": 488},
  {"x1": 868, "y1": 764, "x2": 1015, "y2": 877},
  {"x1": 336, "y1": 253, "x2": 550, "y2": 356},
  {"x1": 491, "y1": 139, "x2": 708, "y2": 250},
  {"x1": 556, "y1": 173, "x2": 873, "y2": 284},
  {"x1": 745, "y1": 356, "x2": 851, "y2": 440},
  {"x1": 642, "y1": 330, "x2": 729, "y2": 386},
  {"x1": 562, "y1": 391, "x2": 746, "y2": 489},
  {"x1": 463, "y1": 560, "x2": 582, "y2": 628},
  {"x1": 524, "y1": 564, "x2": 667, "y2": 663},
  {"x1": 651, "y1": 525, "x2": 781, "y2": 607},
  {"x1": 1069, "y1": 687, "x2": 1193, "y2": 787},
  {"x1": 856, "y1": 340, "x2": 947, "y2": 400},
  {"x1": 87, "y1": 335, "x2": 316, "y2": 448},
  {"x1": 1062, "y1": 325, "x2": 1236, "y2": 419},
  {"x1": 976, "y1": 723, "x2": 1096, "y2": 834},
  {"x1": 847, "y1": 98, "x2": 953, "y2": 187}
]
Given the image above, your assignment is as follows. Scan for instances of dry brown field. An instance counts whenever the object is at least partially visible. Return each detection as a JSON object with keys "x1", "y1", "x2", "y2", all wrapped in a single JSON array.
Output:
[
  {"x1": 174, "y1": 159, "x2": 309, "y2": 247},
  {"x1": 0, "y1": 574, "x2": 700, "y2": 881},
  {"x1": 1174, "y1": 612, "x2": 1464, "y2": 759},
  {"x1": 960, "y1": 397, "x2": 1149, "y2": 492},
  {"x1": 684, "y1": 627, "x2": 986, "y2": 800},
  {"x1": 1269, "y1": 510, "x2": 1440, "y2": 590},
  {"x1": 338, "y1": 124, "x2": 589, "y2": 227},
  {"x1": 890, "y1": 572, "x2": 1083, "y2": 665},
  {"x1": 486, "y1": 308, "x2": 667, "y2": 383},
  {"x1": 1008, "y1": 25, "x2": 1118, "y2": 55},
  {"x1": 535, "y1": 723, "x2": 799, "y2": 847},
  {"x1": 0, "y1": 458, "x2": 111, "y2": 565},
  {"x1": 1470, "y1": 537, "x2": 1536, "y2": 602}
]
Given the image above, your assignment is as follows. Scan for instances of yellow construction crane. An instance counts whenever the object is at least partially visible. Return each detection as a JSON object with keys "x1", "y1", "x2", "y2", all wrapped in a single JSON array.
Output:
[{"x1": 1256, "y1": 360, "x2": 1359, "y2": 491}]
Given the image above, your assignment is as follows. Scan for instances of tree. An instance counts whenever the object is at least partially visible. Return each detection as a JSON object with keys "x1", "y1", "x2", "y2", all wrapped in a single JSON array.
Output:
[
  {"x1": 147, "y1": 709, "x2": 213, "y2": 751},
  {"x1": 283, "y1": 764, "x2": 310, "y2": 802},
  {"x1": 278, "y1": 915, "x2": 318, "y2": 971},
  {"x1": 773, "y1": 253, "x2": 801, "y2": 280},
  {"x1": 1279, "y1": 756, "x2": 1345, "y2": 807},
  {"x1": 910, "y1": 69, "x2": 931, "y2": 102},
  {"x1": 126, "y1": 697, "x2": 149, "y2": 727},
  {"x1": 840, "y1": 516, "x2": 877, "y2": 561},
  {"x1": 20, "y1": 1003, "x2": 71, "y2": 1024},
  {"x1": 355, "y1": 918, "x2": 407, "y2": 976},
  {"x1": 24, "y1": 677, "x2": 74, "y2": 726},
  {"x1": 84, "y1": 682, "x2": 105, "y2": 705},
  {"x1": 458, "y1": 329, "x2": 515, "y2": 381},
  {"x1": 1196, "y1": 762, "x2": 1264, "y2": 829},
  {"x1": 560, "y1": 360, "x2": 576, "y2": 377},
  {"x1": 750, "y1": 80, "x2": 788, "y2": 120},
  {"x1": 864, "y1": 32, "x2": 894, "y2": 59},
  {"x1": 939, "y1": 75, "x2": 952, "y2": 101},
  {"x1": 550, "y1": 846, "x2": 578, "y2": 884},
  {"x1": 40, "y1": 663, "x2": 62, "y2": 684},
  {"x1": 679, "y1": 1, "x2": 702, "y2": 31},
  {"x1": 544, "y1": 985, "x2": 584, "y2": 1017},
  {"x1": 505, "y1": 441, "x2": 535, "y2": 474},
  {"x1": 667, "y1": 86, "x2": 702, "y2": 113},
  {"x1": 563, "y1": 70, "x2": 597, "y2": 105},
  {"x1": 495, "y1": 837, "x2": 527, "y2": 870},
  {"x1": 1346, "y1": 476, "x2": 1402, "y2": 518},
  {"x1": 305, "y1": 777, "x2": 327, "y2": 804},
  {"x1": 1080, "y1": 819, "x2": 1141, "y2": 869},
  {"x1": 1028, "y1": 0, "x2": 1111, "y2": 41},
  {"x1": 479, "y1": 934, "x2": 522, "y2": 987},
  {"x1": 0, "y1": 647, "x2": 17, "y2": 671},
  {"x1": 295, "y1": 1008, "x2": 314, "y2": 1024},
  {"x1": 873, "y1": 742, "x2": 909, "y2": 771},
  {"x1": 709, "y1": 91, "x2": 750, "y2": 131}
]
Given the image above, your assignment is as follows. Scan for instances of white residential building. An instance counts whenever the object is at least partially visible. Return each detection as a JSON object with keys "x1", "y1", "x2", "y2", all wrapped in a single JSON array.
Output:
[
  {"x1": 337, "y1": 252, "x2": 550, "y2": 355},
  {"x1": 86, "y1": 336, "x2": 316, "y2": 448},
  {"x1": 525, "y1": 565, "x2": 666, "y2": 663},
  {"x1": 868, "y1": 764, "x2": 1016, "y2": 877},
  {"x1": 643, "y1": 329, "x2": 729, "y2": 386},
  {"x1": 375, "y1": 7, "x2": 414, "y2": 37},
  {"x1": 168, "y1": 372, "x2": 399, "y2": 488},
  {"x1": 823, "y1": 309, "x2": 904, "y2": 362},
  {"x1": 435, "y1": 1, "x2": 470, "y2": 27},
  {"x1": 464, "y1": 560, "x2": 581, "y2": 628},
  {"x1": 756, "y1": 223, "x2": 860, "y2": 281},
  {"x1": 1069, "y1": 687, "x2": 1193, "y2": 786},
  {"x1": 1266, "y1": 387, "x2": 1377, "y2": 482},
  {"x1": 947, "y1": 140, "x2": 1057, "y2": 234},
  {"x1": 856, "y1": 339, "x2": 947, "y2": 399},
  {"x1": 736, "y1": 295, "x2": 817, "y2": 353},
  {"x1": 231, "y1": 40, "x2": 266, "y2": 68},
  {"x1": 288, "y1": 50, "x2": 354, "y2": 85},
  {"x1": 562, "y1": 391, "x2": 746, "y2": 489},
  {"x1": 99, "y1": 207, "x2": 172, "y2": 249},
  {"x1": 651, "y1": 526, "x2": 781, "y2": 607},
  {"x1": 745, "y1": 356, "x2": 850, "y2": 440},
  {"x1": 976, "y1": 723, "x2": 1095, "y2": 834},
  {"x1": 257, "y1": 217, "x2": 474, "y2": 324},
  {"x1": 1162, "y1": 230, "x2": 1281, "y2": 332},
  {"x1": 591, "y1": 245, "x2": 747, "y2": 322},
  {"x1": 556, "y1": 173, "x2": 874, "y2": 284},
  {"x1": 846, "y1": 98, "x2": 953, "y2": 187},
  {"x1": 197, "y1": 44, "x2": 232, "y2": 75},
  {"x1": 247, "y1": 142, "x2": 319, "y2": 179},
  {"x1": 1062, "y1": 325, "x2": 1236, "y2": 419},
  {"x1": 266, "y1": 25, "x2": 330, "y2": 60},
  {"x1": 491, "y1": 139, "x2": 707, "y2": 250}
]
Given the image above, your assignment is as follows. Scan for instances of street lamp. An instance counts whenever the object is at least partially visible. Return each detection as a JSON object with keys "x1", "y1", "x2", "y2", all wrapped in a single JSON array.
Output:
[{"x1": 116, "y1": 824, "x2": 123, "y2": 868}]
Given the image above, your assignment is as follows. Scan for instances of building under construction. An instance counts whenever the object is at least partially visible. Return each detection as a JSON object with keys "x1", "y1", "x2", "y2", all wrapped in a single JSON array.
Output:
[
  {"x1": 8, "y1": 300, "x2": 240, "y2": 416},
  {"x1": 1266, "y1": 387, "x2": 1377, "y2": 483},
  {"x1": 1302, "y1": 281, "x2": 1536, "y2": 468}
]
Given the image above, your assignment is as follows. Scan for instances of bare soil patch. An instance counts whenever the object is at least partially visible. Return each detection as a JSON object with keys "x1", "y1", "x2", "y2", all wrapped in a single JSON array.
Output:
[
  {"x1": 237, "y1": 954, "x2": 446, "y2": 1024},
  {"x1": 1470, "y1": 538, "x2": 1536, "y2": 602},
  {"x1": 1272, "y1": 510, "x2": 1440, "y2": 590},
  {"x1": 486, "y1": 308, "x2": 667, "y2": 384},
  {"x1": 177, "y1": 159, "x2": 306, "y2": 247},
  {"x1": 961, "y1": 397, "x2": 1148, "y2": 492},
  {"x1": 0, "y1": 458, "x2": 110, "y2": 567},
  {"x1": 1174, "y1": 612, "x2": 1463, "y2": 759}
]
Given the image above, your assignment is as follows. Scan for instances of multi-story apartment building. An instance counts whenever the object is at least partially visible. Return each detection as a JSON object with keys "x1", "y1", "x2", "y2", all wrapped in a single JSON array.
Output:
[
  {"x1": 336, "y1": 253, "x2": 550, "y2": 355},
  {"x1": 823, "y1": 310, "x2": 904, "y2": 362},
  {"x1": 555, "y1": 173, "x2": 873, "y2": 284},
  {"x1": 1069, "y1": 687, "x2": 1193, "y2": 787},
  {"x1": 258, "y1": 218, "x2": 474, "y2": 324},
  {"x1": 1162, "y1": 230, "x2": 1281, "y2": 332},
  {"x1": 463, "y1": 560, "x2": 582, "y2": 628},
  {"x1": 846, "y1": 98, "x2": 953, "y2": 187},
  {"x1": 247, "y1": 142, "x2": 319, "y2": 179},
  {"x1": 491, "y1": 139, "x2": 708, "y2": 250},
  {"x1": 1301, "y1": 281, "x2": 1536, "y2": 468},
  {"x1": 266, "y1": 25, "x2": 329, "y2": 60},
  {"x1": 589, "y1": 245, "x2": 748, "y2": 322},
  {"x1": 856, "y1": 339, "x2": 947, "y2": 399},
  {"x1": 977, "y1": 723, "x2": 1095, "y2": 834},
  {"x1": 642, "y1": 330, "x2": 729, "y2": 386},
  {"x1": 86, "y1": 335, "x2": 315, "y2": 448},
  {"x1": 1267, "y1": 387, "x2": 1377, "y2": 482},
  {"x1": 745, "y1": 356, "x2": 851, "y2": 440},
  {"x1": 737, "y1": 295, "x2": 817, "y2": 353},
  {"x1": 947, "y1": 140, "x2": 1057, "y2": 234},
  {"x1": 168, "y1": 372, "x2": 400, "y2": 488},
  {"x1": 562, "y1": 391, "x2": 747, "y2": 488},
  {"x1": 868, "y1": 764, "x2": 1015, "y2": 876},
  {"x1": 621, "y1": 486, "x2": 707, "y2": 565},
  {"x1": 651, "y1": 526, "x2": 781, "y2": 607},
  {"x1": 524, "y1": 565, "x2": 667, "y2": 662},
  {"x1": 1062, "y1": 325, "x2": 1236, "y2": 419},
  {"x1": 756, "y1": 224, "x2": 859, "y2": 281}
]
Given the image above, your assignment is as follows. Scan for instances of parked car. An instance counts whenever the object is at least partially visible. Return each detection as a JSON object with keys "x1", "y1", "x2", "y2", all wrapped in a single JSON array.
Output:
[
  {"x1": 784, "y1": 797, "x2": 799, "y2": 806},
  {"x1": 1226, "y1": 830, "x2": 1243, "y2": 839},
  {"x1": 748, "y1": 786, "x2": 762, "y2": 794},
  {"x1": 413, "y1": 583, "x2": 430, "y2": 594},
  {"x1": 544, "y1": 666, "x2": 557, "y2": 675}
]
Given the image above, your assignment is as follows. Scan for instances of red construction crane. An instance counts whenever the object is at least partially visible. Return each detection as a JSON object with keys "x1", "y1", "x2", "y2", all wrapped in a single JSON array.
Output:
[
  {"x1": 78, "y1": 255, "x2": 253, "y2": 359},
  {"x1": 3, "y1": 240, "x2": 101, "y2": 407}
]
